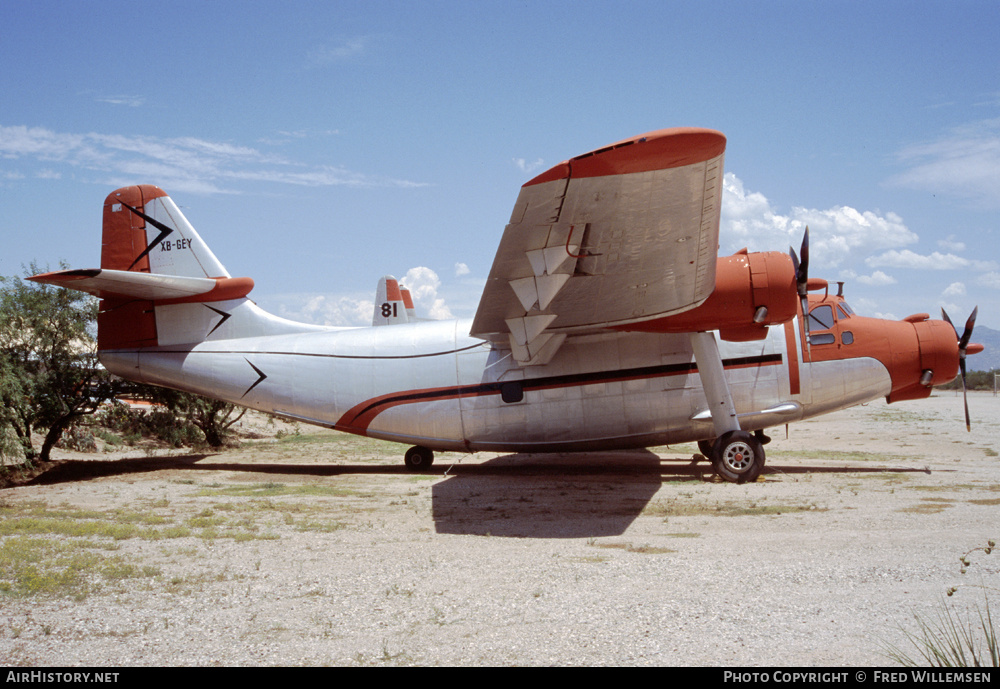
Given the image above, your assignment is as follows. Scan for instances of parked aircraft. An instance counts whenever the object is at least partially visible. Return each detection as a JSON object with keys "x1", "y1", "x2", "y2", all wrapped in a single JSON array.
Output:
[{"x1": 28, "y1": 128, "x2": 982, "y2": 482}]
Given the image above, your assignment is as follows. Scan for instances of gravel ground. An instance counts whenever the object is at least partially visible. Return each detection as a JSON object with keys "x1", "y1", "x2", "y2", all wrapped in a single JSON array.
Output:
[{"x1": 1, "y1": 392, "x2": 998, "y2": 666}]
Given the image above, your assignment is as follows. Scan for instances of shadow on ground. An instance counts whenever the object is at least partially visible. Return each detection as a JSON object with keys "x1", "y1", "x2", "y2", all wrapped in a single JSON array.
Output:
[{"x1": 8, "y1": 450, "x2": 940, "y2": 538}]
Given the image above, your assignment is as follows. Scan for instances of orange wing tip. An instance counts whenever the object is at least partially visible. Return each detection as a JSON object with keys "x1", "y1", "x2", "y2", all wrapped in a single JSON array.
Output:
[
  {"x1": 967, "y1": 343, "x2": 985, "y2": 356},
  {"x1": 154, "y1": 276, "x2": 255, "y2": 305},
  {"x1": 524, "y1": 127, "x2": 727, "y2": 186}
]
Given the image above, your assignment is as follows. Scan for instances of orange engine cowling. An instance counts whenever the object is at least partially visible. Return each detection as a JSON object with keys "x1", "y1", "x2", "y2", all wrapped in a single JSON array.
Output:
[{"x1": 617, "y1": 250, "x2": 799, "y2": 340}]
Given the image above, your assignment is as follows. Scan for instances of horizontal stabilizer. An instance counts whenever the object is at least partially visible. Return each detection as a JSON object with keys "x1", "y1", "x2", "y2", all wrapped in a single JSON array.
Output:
[{"x1": 27, "y1": 268, "x2": 253, "y2": 304}]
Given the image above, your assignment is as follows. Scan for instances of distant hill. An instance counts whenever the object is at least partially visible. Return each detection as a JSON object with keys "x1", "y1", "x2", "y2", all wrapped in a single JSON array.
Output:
[{"x1": 968, "y1": 325, "x2": 1000, "y2": 373}]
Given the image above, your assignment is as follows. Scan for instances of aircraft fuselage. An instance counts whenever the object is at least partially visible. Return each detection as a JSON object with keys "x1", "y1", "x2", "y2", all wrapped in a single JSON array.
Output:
[{"x1": 100, "y1": 311, "x2": 892, "y2": 454}]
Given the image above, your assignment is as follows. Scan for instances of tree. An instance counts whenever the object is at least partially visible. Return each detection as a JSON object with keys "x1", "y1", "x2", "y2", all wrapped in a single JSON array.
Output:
[
  {"x1": 0, "y1": 263, "x2": 116, "y2": 463},
  {"x1": 146, "y1": 387, "x2": 247, "y2": 449}
]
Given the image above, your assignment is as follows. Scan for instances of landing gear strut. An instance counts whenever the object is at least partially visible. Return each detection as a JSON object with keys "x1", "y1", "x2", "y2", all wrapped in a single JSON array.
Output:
[
  {"x1": 404, "y1": 445, "x2": 435, "y2": 471},
  {"x1": 688, "y1": 330, "x2": 767, "y2": 483}
]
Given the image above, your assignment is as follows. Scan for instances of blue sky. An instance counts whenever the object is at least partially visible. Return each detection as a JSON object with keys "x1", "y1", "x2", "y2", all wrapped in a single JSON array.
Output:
[{"x1": 2, "y1": 0, "x2": 998, "y2": 330}]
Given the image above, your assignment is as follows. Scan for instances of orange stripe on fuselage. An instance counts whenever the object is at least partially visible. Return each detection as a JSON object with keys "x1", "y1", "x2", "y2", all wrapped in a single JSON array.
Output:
[{"x1": 784, "y1": 319, "x2": 800, "y2": 395}]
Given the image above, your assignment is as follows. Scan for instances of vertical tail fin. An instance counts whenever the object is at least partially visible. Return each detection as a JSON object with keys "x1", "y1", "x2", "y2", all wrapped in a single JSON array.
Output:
[
  {"x1": 102, "y1": 185, "x2": 229, "y2": 277},
  {"x1": 400, "y1": 286, "x2": 417, "y2": 321},
  {"x1": 31, "y1": 186, "x2": 328, "y2": 355},
  {"x1": 372, "y1": 275, "x2": 410, "y2": 325},
  {"x1": 99, "y1": 185, "x2": 234, "y2": 350}
]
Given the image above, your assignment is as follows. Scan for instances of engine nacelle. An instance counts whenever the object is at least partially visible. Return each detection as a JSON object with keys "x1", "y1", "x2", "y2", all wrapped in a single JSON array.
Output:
[{"x1": 617, "y1": 250, "x2": 798, "y2": 341}]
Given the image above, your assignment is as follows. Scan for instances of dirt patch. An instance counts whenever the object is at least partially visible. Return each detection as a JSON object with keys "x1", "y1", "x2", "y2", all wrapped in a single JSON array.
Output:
[{"x1": 1, "y1": 392, "x2": 998, "y2": 666}]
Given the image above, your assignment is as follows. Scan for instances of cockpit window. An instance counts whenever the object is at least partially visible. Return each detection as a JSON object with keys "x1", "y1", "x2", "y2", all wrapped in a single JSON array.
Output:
[
  {"x1": 838, "y1": 303, "x2": 854, "y2": 319},
  {"x1": 808, "y1": 304, "x2": 835, "y2": 331}
]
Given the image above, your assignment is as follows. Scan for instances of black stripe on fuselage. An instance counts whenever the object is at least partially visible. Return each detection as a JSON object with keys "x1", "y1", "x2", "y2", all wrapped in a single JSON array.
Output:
[{"x1": 347, "y1": 353, "x2": 783, "y2": 421}]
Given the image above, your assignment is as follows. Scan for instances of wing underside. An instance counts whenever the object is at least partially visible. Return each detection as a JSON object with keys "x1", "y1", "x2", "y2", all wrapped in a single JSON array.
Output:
[{"x1": 471, "y1": 127, "x2": 727, "y2": 364}]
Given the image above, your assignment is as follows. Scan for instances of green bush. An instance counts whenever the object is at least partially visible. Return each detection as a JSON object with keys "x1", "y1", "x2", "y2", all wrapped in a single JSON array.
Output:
[{"x1": 99, "y1": 404, "x2": 203, "y2": 448}]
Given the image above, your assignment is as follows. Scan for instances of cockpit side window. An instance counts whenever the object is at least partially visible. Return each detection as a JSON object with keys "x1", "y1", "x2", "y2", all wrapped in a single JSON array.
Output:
[{"x1": 808, "y1": 304, "x2": 835, "y2": 331}]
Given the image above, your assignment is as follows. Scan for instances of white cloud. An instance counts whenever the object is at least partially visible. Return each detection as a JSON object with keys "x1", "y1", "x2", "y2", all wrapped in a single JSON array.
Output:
[
  {"x1": 95, "y1": 94, "x2": 145, "y2": 108},
  {"x1": 721, "y1": 173, "x2": 917, "y2": 268},
  {"x1": 943, "y1": 282, "x2": 966, "y2": 297},
  {"x1": 855, "y1": 270, "x2": 897, "y2": 286},
  {"x1": 938, "y1": 235, "x2": 966, "y2": 252},
  {"x1": 307, "y1": 36, "x2": 376, "y2": 67},
  {"x1": 889, "y1": 118, "x2": 1000, "y2": 209},
  {"x1": 866, "y1": 249, "x2": 997, "y2": 272},
  {"x1": 0, "y1": 124, "x2": 426, "y2": 194},
  {"x1": 513, "y1": 157, "x2": 545, "y2": 174},
  {"x1": 401, "y1": 266, "x2": 453, "y2": 320},
  {"x1": 454, "y1": 262, "x2": 470, "y2": 277},
  {"x1": 976, "y1": 272, "x2": 1000, "y2": 289},
  {"x1": 272, "y1": 293, "x2": 373, "y2": 327}
]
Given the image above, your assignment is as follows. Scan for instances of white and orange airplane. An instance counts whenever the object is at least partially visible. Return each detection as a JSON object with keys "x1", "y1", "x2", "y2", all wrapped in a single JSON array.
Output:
[{"x1": 29, "y1": 128, "x2": 982, "y2": 482}]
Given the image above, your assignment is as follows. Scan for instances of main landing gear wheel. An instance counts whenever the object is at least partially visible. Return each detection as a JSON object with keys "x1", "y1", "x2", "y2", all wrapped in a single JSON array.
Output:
[
  {"x1": 711, "y1": 430, "x2": 765, "y2": 484},
  {"x1": 404, "y1": 445, "x2": 435, "y2": 471}
]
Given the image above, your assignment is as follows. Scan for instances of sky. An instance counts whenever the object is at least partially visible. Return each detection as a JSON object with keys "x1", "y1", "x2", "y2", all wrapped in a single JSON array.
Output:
[{"x1": 1, "y1": 0, "x2": 998, "y2": 332}]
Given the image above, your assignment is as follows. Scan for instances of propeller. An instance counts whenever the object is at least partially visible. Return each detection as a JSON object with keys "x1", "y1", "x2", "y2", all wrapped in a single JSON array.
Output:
[
  {"x1": 790, "y1": 226, "x2": 810, "y2": 296},
  {"x1": 941, "y1": 306, "x2": 978, "y2": 432},
  {"x1": 789, "y1": 227, "x2": 811, "y2": 345}
]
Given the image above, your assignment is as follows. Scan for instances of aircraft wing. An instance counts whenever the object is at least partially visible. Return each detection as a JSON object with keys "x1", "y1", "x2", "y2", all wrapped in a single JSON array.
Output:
[{"x1": 470, "y1": 128, "x2": 726, "y2": 364}]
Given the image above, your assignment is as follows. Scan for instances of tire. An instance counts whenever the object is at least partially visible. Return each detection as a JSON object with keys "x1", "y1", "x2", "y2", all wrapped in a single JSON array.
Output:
[
  {"x1": 711, "y1": 430, "x2": 764, "y2": 484},
  {"x1": 404, "y1": 445, "x2": 434, "y2": 471}
]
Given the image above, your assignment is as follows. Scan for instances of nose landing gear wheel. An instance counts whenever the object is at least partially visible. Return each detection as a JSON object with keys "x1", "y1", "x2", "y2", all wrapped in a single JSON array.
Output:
[
  {"x1": 711, "y1": 430, "x2": 764, "y2": 483},
  {"x1": 404, "y1": 445, "x2": 435, "y2": 471}
]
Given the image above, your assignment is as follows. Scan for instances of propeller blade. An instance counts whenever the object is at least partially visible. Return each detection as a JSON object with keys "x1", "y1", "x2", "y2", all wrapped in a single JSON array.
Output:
[
  {"x1": 798, "y1": 226, "x2": 810, "y2": 289},
  {"x1": 941, "y1": 308, "x2": 955, "y2": 332},
  {"x1": 961, "y1": 306, "x2": 977, "y2": 432},
  {"x1": 959, "y1": 356, "x2": 972, "y2": 433},
  {"x1": 943, "y1": 306, "x2": 977, "y2": 432},
  {"x1": 791, "y1": 228, "x2": 812, "y2": 356},
  {"x1": 959, "y1": 306, "x2": 978, "y2": 350}
]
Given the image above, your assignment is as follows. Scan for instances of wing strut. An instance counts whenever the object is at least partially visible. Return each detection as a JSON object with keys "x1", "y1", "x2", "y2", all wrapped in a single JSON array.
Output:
[{"x1": 689, "y1": 331, "x2": 741, "y2": 437}]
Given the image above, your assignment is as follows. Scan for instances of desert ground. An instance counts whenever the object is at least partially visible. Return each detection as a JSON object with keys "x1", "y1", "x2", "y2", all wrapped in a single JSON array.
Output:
[{"x1": 1, "y1": 391, "x2": 998, "y2": 667}]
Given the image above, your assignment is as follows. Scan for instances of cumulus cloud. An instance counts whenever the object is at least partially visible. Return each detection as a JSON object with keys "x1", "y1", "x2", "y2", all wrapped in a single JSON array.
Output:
[
  {"x1": 401, "y1": 266, "x2": 453, "y2": 320},
  {"x1": 866, "y1": 249, "x2": 997, "y2": 272},
  {"x1": 721, "y1": 173, "x2": 918, "y2": 268},
  {"x1": 943, "y1": 282, "x2": 967, "y2": 297},
  {"x1": 855, "y1": 270, "x2": 897, "y2": 286},
  {"x1": 976, "y1": 272, "x2": 1000, "y2": 289},
  {"x1": 938, "y1": 235, "x2": 966, "y2": 252},
  {"x1": 454, "y1": 262, "x2": 470, "y2": 277},
  {"x1": 273, "y1": 293, "x2": 374, "y2": 327},
  {"x1": 0, "y1": 124, "x2": 426, "y2": 194}
]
